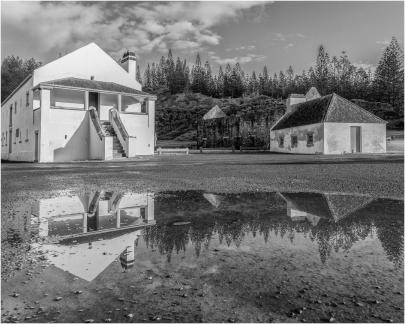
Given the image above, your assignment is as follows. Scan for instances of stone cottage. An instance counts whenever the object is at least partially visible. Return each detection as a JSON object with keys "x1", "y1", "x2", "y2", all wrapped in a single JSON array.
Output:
[{"x1": 270, "y1": 88, "x2": 387, "y2": 154}]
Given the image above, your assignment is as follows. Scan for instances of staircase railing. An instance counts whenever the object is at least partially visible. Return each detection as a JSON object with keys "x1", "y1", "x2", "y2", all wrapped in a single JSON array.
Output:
[
  {"x1": 109, "y1": 108, "x2": 135, "y2": 157},
  {"x1": 89, "y1": 107, "x2": 105, "y2": 140}
]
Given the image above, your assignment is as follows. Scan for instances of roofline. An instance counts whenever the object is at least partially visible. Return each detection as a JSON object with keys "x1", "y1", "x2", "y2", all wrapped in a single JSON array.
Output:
[
  {"x1": 33, "y1": 81, "x2": 157, "y2": 100},
  {"x1": 1, "y1": 74, "x2": 33, "y2": 107},
  {"x1": 332, "y1": 93, "x2": 388, "y2": 124}
]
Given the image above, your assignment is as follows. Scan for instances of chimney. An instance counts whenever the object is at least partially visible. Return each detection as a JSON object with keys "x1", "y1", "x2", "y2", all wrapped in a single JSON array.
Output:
[
  {"x1": 120, "y1": 50, "x2": 137, "y2": 80},
  {"x1": 286, "y1": 94, "x2": 306, "y2": 113}
]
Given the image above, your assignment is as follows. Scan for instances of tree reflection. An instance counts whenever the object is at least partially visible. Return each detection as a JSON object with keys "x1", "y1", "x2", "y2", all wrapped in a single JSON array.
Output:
[{"x1": 143, "y1": 191, "x2": 403, "y2": 266}]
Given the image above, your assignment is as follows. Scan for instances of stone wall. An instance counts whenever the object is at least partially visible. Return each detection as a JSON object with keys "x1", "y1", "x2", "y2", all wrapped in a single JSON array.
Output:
[{"x1": 197, "y1": 110, "x2": 284, "y2": 149}]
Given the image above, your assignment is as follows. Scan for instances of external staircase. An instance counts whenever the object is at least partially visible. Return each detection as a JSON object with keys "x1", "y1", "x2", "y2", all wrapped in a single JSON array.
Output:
[{"x1": 100, "y1": 121, "x2": 126, "y2": 158}]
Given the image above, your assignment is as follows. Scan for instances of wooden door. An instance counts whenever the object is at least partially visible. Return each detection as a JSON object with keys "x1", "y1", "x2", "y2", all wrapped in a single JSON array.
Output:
[{"x1": 350, "y1": 126, "x2": 361, "y2": 153}]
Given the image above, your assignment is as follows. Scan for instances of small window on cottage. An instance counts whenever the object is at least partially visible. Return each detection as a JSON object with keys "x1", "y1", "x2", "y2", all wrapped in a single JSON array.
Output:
[
  {"x1": 278, "y1": 135, "x2": 284, "y2": 148},
  {"x1": 15, "y1": 101, "x2": 17, "y2": 114},
  {"x1": 307, "y1": 133, "x2": 314, "y2": 146},
  {"x1": 26, "y1": 91, "x2": 30, "y2": 106},
  {"x1": 26, "y1": 129, "x2": 29, "y2": 142},
  {"x1": 291, "y1": 135, "x2": 298, "y2": 148},
  {"x1": 16, "y1": 128, "x2": 20, "y2": 138}
]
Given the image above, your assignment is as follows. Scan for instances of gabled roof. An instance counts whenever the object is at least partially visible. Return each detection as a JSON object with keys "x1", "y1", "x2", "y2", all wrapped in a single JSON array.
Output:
[
  {"x1": 305, "y1": 87, "x2": 321, "y2": 101},
  {"x1": 34, "y1": 77, "x2": 156, "y2": 99},
  {"x1": 272, "y1": 93, "x2": 386, "y2": 131},
  {"x1": 203, "y1": 105, "x2": 227, "y2": 120},
  {"x1": 279, "y1": 192, "x2": 374, "y2": 223}
]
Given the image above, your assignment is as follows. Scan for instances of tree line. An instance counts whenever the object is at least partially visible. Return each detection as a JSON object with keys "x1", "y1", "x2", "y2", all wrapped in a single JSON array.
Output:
[
  {"x1": 142, "y1": 37, "x2": 403, "y2": 114},
  {"x1": 1, "y1": 37, "x2": 403, "y2": 115}
]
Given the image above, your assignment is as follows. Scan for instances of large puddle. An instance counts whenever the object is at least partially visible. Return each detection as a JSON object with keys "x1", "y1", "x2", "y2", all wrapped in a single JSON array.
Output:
[{"x1": 2, "y1": 190, "x2": 404, "y2": 323}]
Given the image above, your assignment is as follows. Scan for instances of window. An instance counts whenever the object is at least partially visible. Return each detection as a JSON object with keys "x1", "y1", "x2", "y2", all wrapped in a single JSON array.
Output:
[
  {"x1": 291, "y1": 135, "x2": 298, "y2": 148},
  {"x1": 26, "y1": 129, "x2": 29, "y2": 142},
  {"x1": 278, "y1": 135, "x2": 284, "y2": 148},
  {"x1": 15, "y1": 101, "x2": 17, "y2": 114},
  {"x1": 26, "y1": 91, "x2": 30, "y2": 107},
  {"x1": 16, "y1": 128, "x2": 20, "y2": 138},
  {"x1": 307, "y1": 133, "x2": 314, "y2": 147}
]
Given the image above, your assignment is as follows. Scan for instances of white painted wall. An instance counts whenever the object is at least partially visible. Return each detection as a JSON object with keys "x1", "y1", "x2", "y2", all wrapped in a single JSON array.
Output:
[
  {"x1": 1, "y1": 77, "x2": 38, "y2": 161},
  {"x1": 119, "y1": 99, "x2": 155, "y2": 155},
  {"x1": 270, "y1": 123, "x2": 324, "y2": 154},
  {"x1": 99, "y1": 93, "x2": 118, "y2": 121},
  {"x1": 33, "y1": 43, "x2": 141, "y2": 90},
  {"x1": 89, "y1": 116, "x2": 105, "y2": 160},
  {"x1": 44, "y1": 108, "x2": 90, "y2": 162},
  {"x1": 51, "y1": 88, "x2": 85, "y2": 109},
  {"x1": 122, "y1": 95, "x2": 141, "y2": 113},
  {"x1": 324, "y1": 122, "x2": 386, "y2": 154}
]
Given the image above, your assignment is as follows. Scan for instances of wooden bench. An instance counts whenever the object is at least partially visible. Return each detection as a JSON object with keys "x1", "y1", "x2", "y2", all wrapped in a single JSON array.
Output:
[
  {"x1": 157, "y1": 147, "x2": 189, "y2": 155},
  {"x1": 239, "y1": 146, "x2": 268, "y2": 152}
]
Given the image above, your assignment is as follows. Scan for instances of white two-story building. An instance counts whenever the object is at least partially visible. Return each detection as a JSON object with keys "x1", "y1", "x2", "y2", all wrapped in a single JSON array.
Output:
[{"x1": 1, "y1": 43, "x2": 156, "y2": 162}]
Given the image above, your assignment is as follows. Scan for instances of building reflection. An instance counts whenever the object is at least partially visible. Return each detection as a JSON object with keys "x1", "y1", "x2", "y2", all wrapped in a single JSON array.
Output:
[
  {"x1": 142, "y1": 191, "x2": 404, "y2": 266},
  {"x1": 31, "y1": 191, "x2": 155, "y2": 238},
  {"x1": 30, "y1": 191, "x2": 155, "y2": 281}
]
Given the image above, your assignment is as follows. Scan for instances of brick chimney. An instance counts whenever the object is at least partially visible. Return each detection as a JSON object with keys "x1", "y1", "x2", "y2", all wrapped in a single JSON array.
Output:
[
  {"x1": 286, "y1": 94, "x2": 306, "y2": 113},
  {"x1": 120, "y1": 50, "x2": 137, "y2": 80}
]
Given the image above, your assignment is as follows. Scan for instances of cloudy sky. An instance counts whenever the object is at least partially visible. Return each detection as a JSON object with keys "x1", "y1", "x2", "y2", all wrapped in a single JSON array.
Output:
[{"x1": 1, "y1": 1, "x2": 403, "y2": 75}]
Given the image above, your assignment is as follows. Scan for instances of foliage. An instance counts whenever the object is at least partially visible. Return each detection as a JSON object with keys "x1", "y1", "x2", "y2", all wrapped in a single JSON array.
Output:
[
  {"x1": 372, "y1": 37, "x2": 404, "y2": 116},
  {"x1": 1, "y1": 56, "x2": 42, "y2": 101}
]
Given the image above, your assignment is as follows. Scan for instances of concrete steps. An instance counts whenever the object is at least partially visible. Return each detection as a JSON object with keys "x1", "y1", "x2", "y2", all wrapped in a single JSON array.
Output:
[{"x1": 101, "y1": 121, "x2": 127, "y2": 159}]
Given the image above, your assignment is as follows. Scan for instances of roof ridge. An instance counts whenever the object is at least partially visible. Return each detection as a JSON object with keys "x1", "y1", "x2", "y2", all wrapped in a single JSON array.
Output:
[
  {"x1": 337, "y1": 93, "x2": 387, "y2": 124},
  {"x1": 325, "y1": 92, "x2": 388, "y2": 124},
  {"x1": 323, "y1": 93, "x2": 336, "y2": 122}
]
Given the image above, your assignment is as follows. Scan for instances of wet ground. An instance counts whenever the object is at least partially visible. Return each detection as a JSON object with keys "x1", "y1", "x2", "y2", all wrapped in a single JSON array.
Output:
[{"x1": 1, "y1": 154, "x2": 404, "y2": 323}]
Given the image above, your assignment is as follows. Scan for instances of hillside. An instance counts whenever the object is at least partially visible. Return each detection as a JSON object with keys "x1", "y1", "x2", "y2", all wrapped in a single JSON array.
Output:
[{"x1": 155, "y1": 90, "x2": 286, "y2": 141}]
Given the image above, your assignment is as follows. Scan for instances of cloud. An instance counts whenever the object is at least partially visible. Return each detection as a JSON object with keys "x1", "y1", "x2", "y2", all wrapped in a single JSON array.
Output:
[
  {"x1": 273, "y1": 32, "x2": 307, "y2": 42},
  {"x1": 285, "y1": 43, "x2": 294, "y2": 49},
  {"x1": 2, "y1": 1, "x2": 265, "y2": 60},
  {"x1": 273, "y1": 33, "x2": 287, "y2": 41},
  {"x1": 225, "y1": 45, "x2": 256, "y2": 52},
  {"x1": 211, "y1": 53, "x2": 267, "y2": 65},
  {"x1": 376, "y1": 40, "x2": 390, "y2": 45}
]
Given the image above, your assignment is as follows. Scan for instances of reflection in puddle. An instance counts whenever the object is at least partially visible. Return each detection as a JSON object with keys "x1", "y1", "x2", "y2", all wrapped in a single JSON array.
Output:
[
  {"x1": 4, "y1": 190, "x2": 404, "y2": 282},
  {"x1": 2, "y1": 190, "x2": 403, "y2": 323}
]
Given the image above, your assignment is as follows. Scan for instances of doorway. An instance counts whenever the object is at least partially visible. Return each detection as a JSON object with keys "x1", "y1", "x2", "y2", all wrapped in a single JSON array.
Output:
[
  {"x1": 34, "y1": 131, "x2": 39, "y2": 162},
  {"x1": 350, "y1": 126, "x2": 361, "y2": 153},
  {"x1": 89, "y1": 92, "x2": 99, "y2": 114}
]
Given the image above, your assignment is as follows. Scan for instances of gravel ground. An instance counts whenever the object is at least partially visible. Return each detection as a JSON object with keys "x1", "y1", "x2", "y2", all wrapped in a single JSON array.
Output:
[{"x1": 1, "y1": 153, "x2": 404, "y2": 323}]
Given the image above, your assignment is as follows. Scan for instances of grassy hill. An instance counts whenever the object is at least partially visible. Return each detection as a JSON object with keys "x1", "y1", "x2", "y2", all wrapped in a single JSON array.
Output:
[
  {"x1": 155, "y1": 91, "x2": 403, "y2": 143},
  {"x1": 155, "y1": 90, "x2": 286, "y2": 141}
]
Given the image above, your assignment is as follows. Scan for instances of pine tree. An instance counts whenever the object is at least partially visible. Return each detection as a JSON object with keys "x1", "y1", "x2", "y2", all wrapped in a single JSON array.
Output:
[
  {"x1": 223, "y1": 63, "x2": 232, "y2": 97},
  {"x1": 373, "y1": 36, "x2": 404, "y2": 114},
  {"x1": 143, "y1": 64, "x2": 152, "y2": 90},
  {"x1": 191, "y1": 53, "x2": 205, "y2": 93},
  {"x1": 286, "y1": 65, "x2": 294, "y2": 94},
  {"x1": 166, "y1": 49, "x2": 175, "y2": 93},
  {"x1": 136, "y1": 63, "x2": 142, "y2": 84},
  {"x1": 314, "y1": 45, "x2": 330, "y2": 94},
  {"x1": 216, "y1": 66, "x2": 224, "y2": 98}
]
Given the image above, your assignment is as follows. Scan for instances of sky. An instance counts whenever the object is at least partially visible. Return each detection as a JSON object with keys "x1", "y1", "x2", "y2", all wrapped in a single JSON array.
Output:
[{"x1": 1, "y1": 1, "x2": 404, "y2": 76}]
